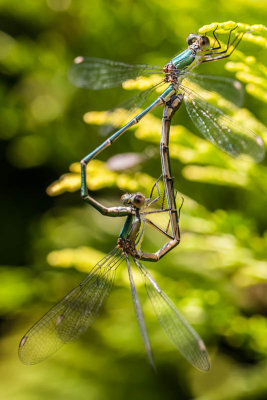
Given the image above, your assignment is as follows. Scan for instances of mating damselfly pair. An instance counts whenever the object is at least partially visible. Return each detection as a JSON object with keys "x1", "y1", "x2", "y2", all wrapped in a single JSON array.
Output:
[{"x1": 19, "y1": 26, "x2": 265, "y2": 371}]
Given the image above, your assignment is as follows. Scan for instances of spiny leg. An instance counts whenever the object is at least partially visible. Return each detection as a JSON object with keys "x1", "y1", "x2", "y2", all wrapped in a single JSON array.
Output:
[
  {"x1": 201, "y1": 32, "x2": 244, "y2": 63},
  {"x1": 211, "y1": 26, "x2": 220, "y2": 49},
  {"x1": 174, "y1": 196, "x2": 184, "y2": 240},
  {"x1": 208, "y1": 26, "x2": 221, "y2": 50},
  {"x1": 203, "y1": 25, "x2": 238, "y2": 56},
  {"x1": 178, "y1": 196, "x2": 184, "y2": 220},
  {"x1": 145, "y1": 175, "x2": 163, "y2": 208}
]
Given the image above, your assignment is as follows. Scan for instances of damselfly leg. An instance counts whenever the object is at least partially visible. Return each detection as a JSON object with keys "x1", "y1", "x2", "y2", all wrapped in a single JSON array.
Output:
[{"x1": 200, "y1": 27, "x2": 245, "y2": 62}]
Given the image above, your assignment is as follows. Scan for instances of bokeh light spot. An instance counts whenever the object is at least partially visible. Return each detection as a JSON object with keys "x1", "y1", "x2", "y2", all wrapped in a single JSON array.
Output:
[{"x1": 46, "y1": 0, "x2": 71, "y2": 12}]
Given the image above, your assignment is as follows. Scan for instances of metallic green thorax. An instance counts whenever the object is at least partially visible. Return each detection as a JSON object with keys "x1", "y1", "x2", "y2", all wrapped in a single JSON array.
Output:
[
  {"x1": 171, "y1": 48, "x2": 195, "y2": 69},
  {"x1": 119, "y1": 212, "x2": 141, "y2": 244}
]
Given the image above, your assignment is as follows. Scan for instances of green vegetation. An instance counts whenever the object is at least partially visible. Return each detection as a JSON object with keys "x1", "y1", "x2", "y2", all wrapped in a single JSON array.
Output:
[{"x1": 0, "y1": 1, "x2": 266, "y2": 399}]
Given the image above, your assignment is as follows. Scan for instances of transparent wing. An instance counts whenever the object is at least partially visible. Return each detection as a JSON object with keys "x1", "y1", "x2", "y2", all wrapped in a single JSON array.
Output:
[
  {"x1": 69, "y1": 57, "x2": 162, "y2": 90},
  {"x1": 135, "y1": 259, "x2": 210, "y2": 371},
  {"x1": 181, "y1": 85, "x2": 265, "y2": 162},
  {"x1": 99, "y1": 81, "x2": 164, "y2": 136},
  {"x1": 126, "y1": 254, "x2": 155, "y2": 369},
  {"x1": 18, "y1": 248, "x2": 124, "y2": 365},
  {"x1": 106, "y1": 152, "x2": 147, "y2": 171},
  {"x1": 185, "y1": 73, "x2": 244, "y2": 106},
  {"x1": 143, "y1": 209, "x2": 174, "y2": 239}
]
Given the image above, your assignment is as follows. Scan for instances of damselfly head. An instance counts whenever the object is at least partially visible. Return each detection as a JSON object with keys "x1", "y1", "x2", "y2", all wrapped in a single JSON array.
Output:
[
  {"x1": 121, "y1": 192, "x2": 146, "y2": 208},
  {"x1": 187, "y1": 34, "x2": 210, "y2": 51},
  {"x1": 187, "y1": 33, "x2": 198, "y2": 45}
]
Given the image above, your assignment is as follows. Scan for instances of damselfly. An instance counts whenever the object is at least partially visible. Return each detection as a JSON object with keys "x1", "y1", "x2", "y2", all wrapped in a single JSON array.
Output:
[
  {"x1": 18, "y1": 178, "x2": 209, "y2": 371},
  {"x1": 70, "y1": 27, "x2": 265, "y2": 197}
]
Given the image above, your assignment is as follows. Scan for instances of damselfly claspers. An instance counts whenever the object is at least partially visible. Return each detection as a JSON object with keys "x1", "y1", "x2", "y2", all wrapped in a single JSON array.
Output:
[{"x1": 18, "y1": 178, "x2": 209, "y2": 371}]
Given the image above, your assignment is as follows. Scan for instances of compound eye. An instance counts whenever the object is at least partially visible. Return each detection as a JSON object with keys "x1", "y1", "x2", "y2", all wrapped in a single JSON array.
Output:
[
  {"x1": 199, "y1": 36, "x2": 210, "y2": 50},
  {"x1": 134, "y1": 194, "x2": 145, "y2": 208},
  {"x1": 186, "y1": 33, "x2": 197, "y2": 46},
  {"x1": 121, "y1": 193, "x2": 130, "y2": 204}
]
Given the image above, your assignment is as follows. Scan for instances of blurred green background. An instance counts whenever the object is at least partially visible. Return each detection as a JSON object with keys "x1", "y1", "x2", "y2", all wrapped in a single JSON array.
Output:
[{"x1": 0, "y1": 1, "x2": 267, "y2": 399}]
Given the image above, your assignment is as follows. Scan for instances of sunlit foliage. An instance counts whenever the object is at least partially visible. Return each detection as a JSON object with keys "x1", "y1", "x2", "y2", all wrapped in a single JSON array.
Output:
[{"x1": 0, "y1": 1, "x2": 267, "y2": 399}]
